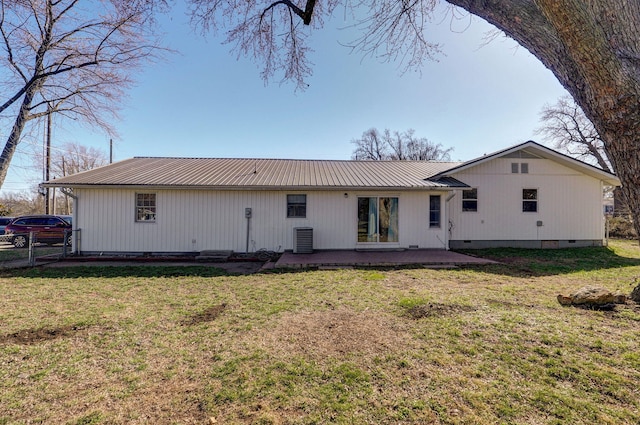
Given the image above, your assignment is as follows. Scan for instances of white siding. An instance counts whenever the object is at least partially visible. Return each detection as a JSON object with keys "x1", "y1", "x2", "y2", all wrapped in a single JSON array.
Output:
[
  {"x1": 448, "y1": 157, "x2": 605, "y2": 241},
  {"x1": 75, "y1": 188, "x2": 447, "y2": 253}
]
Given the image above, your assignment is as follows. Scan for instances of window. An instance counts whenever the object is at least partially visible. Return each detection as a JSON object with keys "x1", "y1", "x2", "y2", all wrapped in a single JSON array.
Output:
[
  {"x1": 521, "y1": 163, "x2": 529, "y2": 174},
  {"x1": 136, "y1": 193, "x2": 156, "y2": 222},
  {"x1": 45, "y1": 217, "x2": 64, "y2": 226},
  {"x1": 462, "y1": 188, "x2": 478, "y2": 212},
  {"x1": 287, "y1": 194, "x2": 307, "y2": 218},
  {"x1": 358, "y1": 197, "x2": 399, "y2": 242},
  {"x1": 511, "y1": 163, "x2": 519, "y2": 173},
  {"x1": 430, "y1": 195, "x2": 441, "y2": 228},
  {"x1": 522, "y1": 189, "x2": 538, "y2": 212}
]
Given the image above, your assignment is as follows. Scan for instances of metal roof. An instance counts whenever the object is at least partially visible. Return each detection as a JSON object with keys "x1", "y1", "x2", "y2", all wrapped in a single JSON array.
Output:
[{"x1": 44, "y1": 157, "x2": 466, "y2": 190}]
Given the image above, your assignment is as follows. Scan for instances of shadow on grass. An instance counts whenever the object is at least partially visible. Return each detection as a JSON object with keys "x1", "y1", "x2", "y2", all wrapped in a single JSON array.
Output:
[
  {"x1": 4, "y1": 242, "x2": 640, "y2": 279},
  {"x1": 458, "y1": 244, "x2": 640, "y2": 276},
  {"x1": 6, "y1": 265, "x2": 232, "y2": 279}
]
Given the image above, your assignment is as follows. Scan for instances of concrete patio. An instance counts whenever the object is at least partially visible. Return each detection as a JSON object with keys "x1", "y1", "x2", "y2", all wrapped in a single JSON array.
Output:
[{"x1": 273, "y1": 249, "x2": 497, "y2": 269}]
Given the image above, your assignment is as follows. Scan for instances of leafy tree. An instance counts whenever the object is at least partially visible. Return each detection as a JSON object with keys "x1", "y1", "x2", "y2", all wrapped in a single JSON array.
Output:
[
  {"x1": 188, "y1": 0, "x2": 640, "y2": 239},
  {"x1": 0, "y1": 0, "x2": 165, "y2": 191},
  {"x1": 351, "y1": 128, "x2": 452, "y2": 161}
]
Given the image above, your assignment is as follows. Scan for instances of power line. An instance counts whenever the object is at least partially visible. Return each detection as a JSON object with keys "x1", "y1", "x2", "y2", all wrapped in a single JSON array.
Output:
[{"x1": 18, "y1": 138, "x2": 108, "y2": 162}]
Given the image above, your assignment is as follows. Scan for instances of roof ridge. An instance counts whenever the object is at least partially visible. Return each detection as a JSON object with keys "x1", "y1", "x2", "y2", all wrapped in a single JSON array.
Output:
[{"x1": 131, "y1": 156, "x2": 463, "y2": 164}]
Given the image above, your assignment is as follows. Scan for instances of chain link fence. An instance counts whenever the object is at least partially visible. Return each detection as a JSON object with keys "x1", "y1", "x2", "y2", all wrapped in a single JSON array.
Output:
[{"x1": 0, "y1": 230, "x2": 74, "y2": 267}]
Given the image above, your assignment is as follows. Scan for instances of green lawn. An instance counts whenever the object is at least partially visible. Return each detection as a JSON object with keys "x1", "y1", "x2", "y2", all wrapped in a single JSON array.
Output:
[{"x1": 1, "y1": 240, "x2": 639, "y2": 424}]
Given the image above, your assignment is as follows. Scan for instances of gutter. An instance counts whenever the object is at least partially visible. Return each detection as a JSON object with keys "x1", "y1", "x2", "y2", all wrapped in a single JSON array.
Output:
[{"x1": 60, "y1": 188, "x2": 78, "y2": 254}]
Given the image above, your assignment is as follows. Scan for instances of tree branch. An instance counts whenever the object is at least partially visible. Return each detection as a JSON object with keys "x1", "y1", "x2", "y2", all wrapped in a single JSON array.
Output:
[{"x1": 261, "y1": 1, "x2": 305, "y2": 23}]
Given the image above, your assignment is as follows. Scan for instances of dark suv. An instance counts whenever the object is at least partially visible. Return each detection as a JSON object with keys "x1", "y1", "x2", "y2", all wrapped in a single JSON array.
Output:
[{"x1": 4, "y1": 215, "x2": 72, "y2": 248}]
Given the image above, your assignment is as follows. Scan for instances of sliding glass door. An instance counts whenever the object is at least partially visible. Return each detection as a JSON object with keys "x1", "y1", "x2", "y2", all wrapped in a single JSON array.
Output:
[{"x1": 357, "y1": 197, "x2": 399, "y2": 243}]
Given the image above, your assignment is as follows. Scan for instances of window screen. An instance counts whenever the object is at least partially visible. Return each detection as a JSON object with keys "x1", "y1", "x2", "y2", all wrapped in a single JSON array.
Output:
[
  {"x1": 287, "y1": 194, "x2": 307, "y2": 218},
  {"x1": 462, "y1": 188, "x2": 478, "y2": 212}
]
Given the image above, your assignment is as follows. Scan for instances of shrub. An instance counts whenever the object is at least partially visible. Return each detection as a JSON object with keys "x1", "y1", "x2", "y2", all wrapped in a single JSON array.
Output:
[{"x1": 607, "y1": 216, "x2": 637, "y2": 239}]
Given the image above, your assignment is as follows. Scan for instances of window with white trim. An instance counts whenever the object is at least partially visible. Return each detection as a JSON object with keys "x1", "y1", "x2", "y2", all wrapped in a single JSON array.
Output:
[
  {"x1": 522, "y1": 189, "x2": 538, "y2": 212},
  {"x1": 462, "y1": 188, "x2": 478, "y2": 212},
  {"x1": 136, "y1": 193, "x2": 156, "y2": 222},
  {"x1": 287, "y1": 194, "x2": 307, "y2": 218},
  {"x1": 429, "y1": 195, "x2": 441, "y2": 228}
]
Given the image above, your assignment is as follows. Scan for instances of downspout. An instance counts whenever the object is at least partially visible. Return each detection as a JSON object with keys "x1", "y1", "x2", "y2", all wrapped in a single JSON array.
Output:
[
  {"x1": 60, "y1": 188, "x2": 78, "y2": 254},
  {"x1": 602, "y1": 180, "x2": 608, "y2": 247},
  {"x1": 445, "y1": 191, "x2": 457, "y2": 251}
]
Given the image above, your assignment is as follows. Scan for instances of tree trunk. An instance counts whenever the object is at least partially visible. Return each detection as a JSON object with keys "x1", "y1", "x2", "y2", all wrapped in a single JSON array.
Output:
[
  {"x1": 613, "y1": 188, "x2": 626, "y2": 217},
  {"x1": 0, "y1": 83, "x2": 40, "y2": 189},
  {"x1": 448, "y1": 0, "x2": 640, "y2": 241},
  {"x1": 603, "y1": 132, "x2": 640, "y2": 239}
]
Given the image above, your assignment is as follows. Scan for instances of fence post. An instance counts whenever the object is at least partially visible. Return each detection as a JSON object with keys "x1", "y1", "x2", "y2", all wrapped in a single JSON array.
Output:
[
  {"x1": 63, "y1": 230, "x2": 69, "y2": 258},
  {"x1": 28, "y1": 231, "x2": 35, "y2": 266}
]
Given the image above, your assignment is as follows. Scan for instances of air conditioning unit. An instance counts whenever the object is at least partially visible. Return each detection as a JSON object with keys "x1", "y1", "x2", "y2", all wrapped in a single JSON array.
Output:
[{"x1": 293, "y1": 227, "x2": 313, "y2": 254}]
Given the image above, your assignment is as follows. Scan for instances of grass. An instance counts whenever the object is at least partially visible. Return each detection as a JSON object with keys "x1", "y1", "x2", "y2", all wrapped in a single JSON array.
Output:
[{"x1": 0, "y1": 240, "x2": 639, "y2": 424}]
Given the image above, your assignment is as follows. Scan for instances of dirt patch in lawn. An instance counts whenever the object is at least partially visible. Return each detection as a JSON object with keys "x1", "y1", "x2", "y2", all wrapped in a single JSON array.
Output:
[
  {"x1": 406, "y1": 302, "x2": 477, "y2": 319},
  {"x1": 181, "y1": 303, "x2": 227, "y2": 326},
  {"x1": 0, "y1": 324, "x2": 89, "y2": 345},
  {"x1": 255, "y1": 308, "x2": 413, "y2": 360}
]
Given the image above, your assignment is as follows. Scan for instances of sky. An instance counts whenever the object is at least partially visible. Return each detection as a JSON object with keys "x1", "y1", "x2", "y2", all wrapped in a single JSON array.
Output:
[{"x1": 1, "y1": 2, "x2": 569, "y2": 195}]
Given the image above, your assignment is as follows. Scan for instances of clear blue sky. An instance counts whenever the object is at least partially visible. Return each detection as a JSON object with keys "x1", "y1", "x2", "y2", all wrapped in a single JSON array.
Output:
[{"x1": 2, "y1": 4, "x2": 568, "y2": 195}]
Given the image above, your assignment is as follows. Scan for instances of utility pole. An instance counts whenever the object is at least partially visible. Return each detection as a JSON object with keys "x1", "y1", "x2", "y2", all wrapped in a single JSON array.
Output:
[
  {"x1": 62, "y1": 157, "x2": 70, "y2": 213},
  {"x1": 110, "y1": 138, "x2": 113, "y2": 163},
  {"x1": 44, "y1": 103, "x2": 52, "y2": 215}
]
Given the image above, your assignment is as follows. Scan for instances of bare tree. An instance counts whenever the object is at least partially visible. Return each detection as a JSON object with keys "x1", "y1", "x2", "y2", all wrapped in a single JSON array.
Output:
[
  {"x1": 0, "y1": 0, "x2": 165, "y2": 190},
  {"x1": 50, "y1": 142, "x2": 108, "y2": 178},
  {"x1": 188, "y1": 0, "x2": 640, "y2": 240},
  {"x1": 0, "y1": 191, "x2": 43, "y2": 216},
  {"x1": 350, "y1": 128, "x2": 388, "y2": 161},
  {"x1": 535, "y1": 96, "x2": 630, "y2": 217},
  {"x1": 189, "y1": 0, "x2": 440, "y2": 91},
  {"x1": 536, "y1": 96, "x2": 611, "y2": 173},
  {"x1": 352, "y1": 128, "x2": 452, "y2": 161},
  {"x1": 31, "y1": 141, "x2": 108, "y2": 213}
]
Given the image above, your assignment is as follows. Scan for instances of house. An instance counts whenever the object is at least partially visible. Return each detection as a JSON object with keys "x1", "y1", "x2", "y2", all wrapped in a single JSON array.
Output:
[{"x1": 43, "y1": 141, "x2": 619, "y2": 255}]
